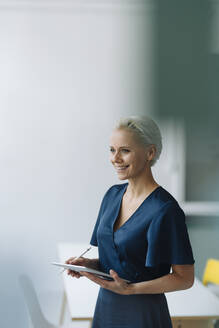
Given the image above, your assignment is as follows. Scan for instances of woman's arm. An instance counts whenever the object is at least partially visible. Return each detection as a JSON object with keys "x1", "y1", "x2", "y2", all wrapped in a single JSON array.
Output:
[
  {"x1": 129, "y1": 264, "x2": 194, "y2": 295},
  {"x1": 80, "y1": 264, "x2": 194, "y2": 295}
]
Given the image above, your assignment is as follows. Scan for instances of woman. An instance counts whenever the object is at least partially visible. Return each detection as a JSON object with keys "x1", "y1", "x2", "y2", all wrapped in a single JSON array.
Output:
[{"x1": 66, "y1": 116, "x2": 195, "y2": 328}]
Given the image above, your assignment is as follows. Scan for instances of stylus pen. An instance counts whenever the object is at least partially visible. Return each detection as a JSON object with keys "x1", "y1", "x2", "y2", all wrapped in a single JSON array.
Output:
[{"x1": 60, "y1": 246, "x2": 92, "y2": 274}]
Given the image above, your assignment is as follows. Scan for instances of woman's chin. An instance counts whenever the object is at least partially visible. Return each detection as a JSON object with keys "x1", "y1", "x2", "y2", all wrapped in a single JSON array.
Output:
[{"x1": 117, "y1": 174, "x2": 129, "y2": 180}]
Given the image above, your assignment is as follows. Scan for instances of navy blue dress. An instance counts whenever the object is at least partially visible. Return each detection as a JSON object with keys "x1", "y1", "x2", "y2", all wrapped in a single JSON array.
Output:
[{"x1": 90, "y1": 183, "x2": 195, "y2": 328}]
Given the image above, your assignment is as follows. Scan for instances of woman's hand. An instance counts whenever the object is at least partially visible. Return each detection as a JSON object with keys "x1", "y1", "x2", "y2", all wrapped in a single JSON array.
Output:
[
  {"x1": 80, "y1": 269, "x2": 133, "y2": 295},
  {"x1": 65, "y1": 257, "x2": 99, "y2": 278}
]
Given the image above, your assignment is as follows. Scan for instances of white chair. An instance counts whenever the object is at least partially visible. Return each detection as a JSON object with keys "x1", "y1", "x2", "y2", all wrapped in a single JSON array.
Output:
[{"x1": 19, "y1": 274, "x2": 73, "y2": 328}]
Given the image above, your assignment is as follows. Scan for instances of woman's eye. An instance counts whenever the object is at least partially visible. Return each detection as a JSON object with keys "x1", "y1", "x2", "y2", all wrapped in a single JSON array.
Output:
[{"x1": 109, "y1": 148, "x2": 130, "y2": 153}]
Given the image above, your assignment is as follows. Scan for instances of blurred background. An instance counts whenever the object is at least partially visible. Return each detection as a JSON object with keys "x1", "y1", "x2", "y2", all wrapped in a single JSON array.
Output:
[{"x1": 0, "y1": 0, "x2": 219, "y2": 327}]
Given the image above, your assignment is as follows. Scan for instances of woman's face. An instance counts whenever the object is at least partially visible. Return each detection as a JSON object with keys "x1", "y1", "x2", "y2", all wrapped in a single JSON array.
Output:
[{"x1": 109, "y1": 128, "x2": 151, "y2": 180}]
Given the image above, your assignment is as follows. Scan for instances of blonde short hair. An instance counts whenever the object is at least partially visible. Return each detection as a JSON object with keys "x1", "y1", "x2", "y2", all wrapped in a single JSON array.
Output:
[{"x1": 114, "y1": 115, "x2": 162, "y2": 166}]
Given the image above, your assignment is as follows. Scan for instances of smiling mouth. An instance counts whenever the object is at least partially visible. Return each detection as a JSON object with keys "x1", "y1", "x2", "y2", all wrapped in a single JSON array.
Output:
[{"x1": 115, "y1": 165, "x2": 129, "y2": 171}]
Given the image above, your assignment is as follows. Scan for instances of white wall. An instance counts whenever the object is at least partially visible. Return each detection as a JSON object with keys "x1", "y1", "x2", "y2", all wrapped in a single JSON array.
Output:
[{"x1": 0, "y1": 1, "x2": 155, "y2": 327}]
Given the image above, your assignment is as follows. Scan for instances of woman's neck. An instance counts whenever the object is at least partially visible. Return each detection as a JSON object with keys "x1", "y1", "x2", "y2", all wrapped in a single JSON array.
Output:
[{"x1": 125, "y1": 169, "x2": 159, "y2": 200}]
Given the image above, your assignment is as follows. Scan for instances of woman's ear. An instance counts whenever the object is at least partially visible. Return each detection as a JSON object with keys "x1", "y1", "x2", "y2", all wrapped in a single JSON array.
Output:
[{"x1": 147, "y1": 145, "x2": 156, "y2": 162}]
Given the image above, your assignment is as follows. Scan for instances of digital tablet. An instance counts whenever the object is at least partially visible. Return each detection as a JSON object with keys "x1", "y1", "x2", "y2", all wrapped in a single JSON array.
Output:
[{"x1": 52, "y1": 262, "x2": 130, "y2": 283}]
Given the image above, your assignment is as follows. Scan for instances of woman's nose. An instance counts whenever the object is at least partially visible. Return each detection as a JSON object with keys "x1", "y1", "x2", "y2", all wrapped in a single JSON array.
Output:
[{"x1": 113, "y1": 152, "x2": 122, "y2": 162}]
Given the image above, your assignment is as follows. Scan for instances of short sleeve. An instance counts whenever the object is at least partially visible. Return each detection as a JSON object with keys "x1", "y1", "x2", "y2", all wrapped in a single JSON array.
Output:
[
  {"x1": 89, "y1": 187, "x2": 111, "y2": 246},
  {"x1": 145, "y1": 202, "x2": 195, "y2": 267}
]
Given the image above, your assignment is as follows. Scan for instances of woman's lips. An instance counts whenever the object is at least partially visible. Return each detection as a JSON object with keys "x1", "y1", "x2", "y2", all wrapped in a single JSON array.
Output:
[{"x1": 115, "y1": 165, "x2": 129, "y2": 171}]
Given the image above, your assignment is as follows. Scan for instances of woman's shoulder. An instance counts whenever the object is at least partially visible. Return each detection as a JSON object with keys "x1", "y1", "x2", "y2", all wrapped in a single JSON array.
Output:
[
  {"x1": 154, "y1": 186, "x2": 184, "y2": 214},
  {"x1": 103, "y1": 182, "x2": 127, "y2": 198},
  {"x1": 98, "y1": 183, "x2": 126, "y2": 210}
]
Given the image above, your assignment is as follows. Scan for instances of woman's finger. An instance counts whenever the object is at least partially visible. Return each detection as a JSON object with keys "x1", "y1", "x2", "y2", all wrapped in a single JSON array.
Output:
[
  {"x1": 67, "y1": 269, "x2": 81, "y2": 278},
  {"x1": 109, "y1": 270, "x2": 121, "y2": 283},
  {"x1": 69, "y1": 257, "x2": 84, "y2": 265},
  {"x1": 70, "y1": 272, "x2": 81, "y2": 278},
  {"x1": 65, "y1": 257, "x2": 76, "y2": 264}
]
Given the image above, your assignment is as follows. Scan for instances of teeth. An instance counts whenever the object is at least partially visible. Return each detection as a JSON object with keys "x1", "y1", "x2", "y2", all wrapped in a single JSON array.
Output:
[{"x1": 115, "y1": 166, "x2": 128, "y2": 170}]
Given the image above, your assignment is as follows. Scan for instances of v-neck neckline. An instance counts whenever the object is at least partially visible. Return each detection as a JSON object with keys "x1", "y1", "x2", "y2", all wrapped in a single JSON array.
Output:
[{"x1": 113, "y1": 183, "x2": 162, "y2": 233}]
